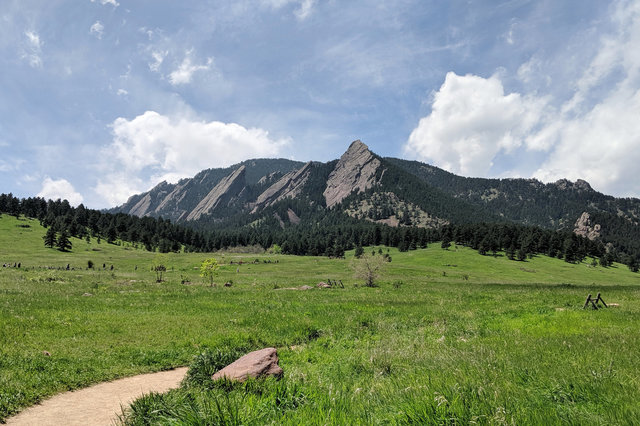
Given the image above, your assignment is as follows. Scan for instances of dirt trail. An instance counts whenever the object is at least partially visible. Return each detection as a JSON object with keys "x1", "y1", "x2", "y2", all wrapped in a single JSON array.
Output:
[{"x1": 6, "y1": 367, "x2": 188, "y2": 426}]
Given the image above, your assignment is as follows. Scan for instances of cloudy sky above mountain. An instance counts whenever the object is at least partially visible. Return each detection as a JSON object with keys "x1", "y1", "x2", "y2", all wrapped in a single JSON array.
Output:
[{"x1": 1, "y1": 0, "x2": 639, "y2": 207}]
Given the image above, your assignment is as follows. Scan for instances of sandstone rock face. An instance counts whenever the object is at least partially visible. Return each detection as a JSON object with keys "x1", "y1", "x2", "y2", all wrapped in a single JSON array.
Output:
[
  {"x1": 212, "y1": 348, "x2": 283, "y2": 382},
  {"x1": 287, "y1": 208, "x2": 300, "y2": 225},
  {"x1": 574, "y1": 212, "x2": 601, "y2": 240},
  {"x1": 555, "y1": 178, "x2": 593, "y2": 192},
  {"x1": 128, "y1": 193, "x2": 152, "y2": 217},
  {"x1": 186, "y1": 166, "x2": 246, "y2": 221},
  {"x1": 323, "y1": 140, "x2": 381, "y2": 208},
  {"x1": 251, "y1": 162, "x2": 312, "y2": 213}
]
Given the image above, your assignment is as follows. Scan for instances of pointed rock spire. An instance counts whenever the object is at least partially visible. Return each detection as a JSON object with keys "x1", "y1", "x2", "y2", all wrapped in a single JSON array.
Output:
[{"x1": 323, "y1": 140, "x2": 381, "y2": 208}]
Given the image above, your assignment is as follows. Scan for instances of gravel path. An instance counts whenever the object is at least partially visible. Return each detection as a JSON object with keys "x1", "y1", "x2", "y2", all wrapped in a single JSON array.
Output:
[{"x1": 6, "y1": 367, "x2": 188, "y2": 426}]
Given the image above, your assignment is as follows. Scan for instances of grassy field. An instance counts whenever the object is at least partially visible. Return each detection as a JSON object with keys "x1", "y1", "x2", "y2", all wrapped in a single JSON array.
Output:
[{"x1": 1, "y1": 214, "x2": 640, "y2": 424}]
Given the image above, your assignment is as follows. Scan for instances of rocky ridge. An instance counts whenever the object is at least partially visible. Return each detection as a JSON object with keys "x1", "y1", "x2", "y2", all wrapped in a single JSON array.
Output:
[
  {"x1": 323, "y1": 140, "x2": 382, "y2": 208},
  {"x1": 251, "y1": 162, "x2": 313, "y2": 213},
  {"x1": 573, "y1": 212, "x2": 601, "y2": 240},
  {"x1": 186, "y1": 166, "x2": 247, "y2": 221}
]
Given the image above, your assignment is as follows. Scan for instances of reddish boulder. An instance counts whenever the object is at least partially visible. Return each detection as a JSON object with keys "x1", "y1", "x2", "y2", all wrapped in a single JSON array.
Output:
[{"x1": 212, "y1": 348, "x2": 283, "y2": 382}]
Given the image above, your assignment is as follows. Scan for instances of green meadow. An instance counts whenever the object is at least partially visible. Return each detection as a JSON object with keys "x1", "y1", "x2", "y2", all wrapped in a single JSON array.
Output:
[{"x1": 1, "y1": 214, "x2": 640, "y2": 424}]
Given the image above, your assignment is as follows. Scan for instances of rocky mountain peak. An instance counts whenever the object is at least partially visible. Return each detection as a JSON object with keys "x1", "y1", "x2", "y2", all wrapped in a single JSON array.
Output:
[
  {"x1": 574, "y1": 179, "x2": 593, "y2": 192},
  {"x1": 323, "y1": 140, "x2": 381, "y2": 208},
  {"x1": 555, "y1": 178, "x2": 593, "y2": 192}
]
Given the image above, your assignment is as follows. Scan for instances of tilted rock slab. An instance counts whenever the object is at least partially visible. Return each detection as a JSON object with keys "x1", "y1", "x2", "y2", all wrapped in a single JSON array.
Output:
[
  {"x1": 323, "y1": 140, "x2": 381, "y2": 208},
  {"x1": 187, "y1": 166, "x2": 246, "y2": 221},
  {"x1": 251, "y1": 162, "x2": 312, "y2": 213},
  {"x1": 212, "y1": 348, "x2": 283, "y2": 382}
]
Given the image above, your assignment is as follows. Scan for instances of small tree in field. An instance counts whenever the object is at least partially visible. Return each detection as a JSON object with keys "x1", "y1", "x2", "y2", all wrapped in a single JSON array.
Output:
[
  {"x1": 200, "y1": 258, "x2": 219, "y2": 286},
  {"x1": 43, "y1": 227, "x2": 57, "y2": 248},
  {"x1": 152, "y1": 254, "x2": 167, "y2": 282},
  {"x1": 56, "y1": 229, "x2": 72, "y2": 252},
  {"x1": 351, "y1": 252, "x2": 386, "y2": 287}
]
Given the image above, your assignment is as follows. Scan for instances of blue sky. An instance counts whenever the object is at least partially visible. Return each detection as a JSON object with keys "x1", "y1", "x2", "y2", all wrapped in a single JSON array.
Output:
[{"x1": 1, "y1": 0, "x2": 639, "y2": 208}]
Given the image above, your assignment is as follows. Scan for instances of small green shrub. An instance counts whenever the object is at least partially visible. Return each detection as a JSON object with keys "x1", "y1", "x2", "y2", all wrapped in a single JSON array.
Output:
[{"x1": 183, "y1": 347, "x2": 247, "y2": 389}]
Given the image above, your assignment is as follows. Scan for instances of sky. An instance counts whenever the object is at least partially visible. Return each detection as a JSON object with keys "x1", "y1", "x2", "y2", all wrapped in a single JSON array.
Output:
[{"x1": 1, "y1": 0, "x2": 639, "y2": 208}]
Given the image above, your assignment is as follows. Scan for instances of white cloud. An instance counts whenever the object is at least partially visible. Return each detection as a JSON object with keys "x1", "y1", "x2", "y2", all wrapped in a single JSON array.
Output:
[
  {"x1": 89, "y1": 21, "x2": 104, "y2": 39},
  {"x1": 531, "y1": 0, "x2": 640, "y2": 195},
  {"x1": 404, "y1": 72, "x2": 548, "y2": 176},
  {"x1": 22, "y1": 30, "x2": 42, "y2": 68},
  {"x1": 116, "y1": 88, "x2": 128, "y2": 96},
  {"x1": 37, "y1": 177, "x2": 84, "y2": 206},
  {"x1": 95, "y1": 111, "x2": 289, "y2": 206},
  {"x1": 405, "y1": 0, "x2": 640, "y2": 196},
  {"x1": 90, "y1": 0, "x2": 119, "y2": 7},
  {"x1": 149, "y1": 50, "x2": 167, "y2": 72},
  {"x1": 168, "y1": 52, "x2": 213, "y2": 85}
]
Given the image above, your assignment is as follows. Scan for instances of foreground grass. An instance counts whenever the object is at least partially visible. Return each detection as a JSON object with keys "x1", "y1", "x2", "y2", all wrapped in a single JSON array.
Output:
[{"x1": 1, "y1": 215, "x2": 639, "y2": 424}]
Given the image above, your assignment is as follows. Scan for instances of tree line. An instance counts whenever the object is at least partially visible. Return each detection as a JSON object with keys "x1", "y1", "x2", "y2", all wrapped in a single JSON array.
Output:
[
  {"x1": 0, "y1": 193, "x2": 210, "y2": 253},
  {"x1": 1, "y1": 192, "x2": 636, "y2": 271}
]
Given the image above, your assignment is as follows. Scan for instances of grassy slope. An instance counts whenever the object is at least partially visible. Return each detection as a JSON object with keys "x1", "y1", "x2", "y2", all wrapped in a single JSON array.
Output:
[{"x1": 1, "y1": 214, "x2": 639, "y2": 424}]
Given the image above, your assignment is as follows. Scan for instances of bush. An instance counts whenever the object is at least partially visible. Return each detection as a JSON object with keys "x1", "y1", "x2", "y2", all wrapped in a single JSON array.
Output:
[{"x1": 183, "y1": 347, "x2": 247, "y2": 389}]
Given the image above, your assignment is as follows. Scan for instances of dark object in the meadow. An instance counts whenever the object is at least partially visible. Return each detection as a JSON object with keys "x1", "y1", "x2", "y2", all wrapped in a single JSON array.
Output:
[
  {"x1": 212, "y1": 347, "x2": 283, "y2": 382},
  {"x1": 584, "y1": 293, "x2": 608, "y2": 309},
  {"x1": 325, "y1": 278, "x2": 344, "y2": 288},
  {"x1": 224, "y1": 281, "x2": 233, "y2": 287}
]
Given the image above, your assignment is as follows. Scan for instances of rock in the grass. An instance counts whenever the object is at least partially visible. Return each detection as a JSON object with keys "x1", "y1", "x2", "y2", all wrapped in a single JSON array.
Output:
[
  {"x1": 299, "y1": 285, "x2": 313, "y2": 290},
  {"x1": 82, "y1": 292, "x2": 93, "y2": 297},
  {"x1": 42, "y1": 350, "x2": 51, "y2": 357},
  {"x1": 316, "y1": 282, "x2": 331, "y2": 288},
  {"x1": 212, "y1": 348, "x2": 283, "y2": 382}
]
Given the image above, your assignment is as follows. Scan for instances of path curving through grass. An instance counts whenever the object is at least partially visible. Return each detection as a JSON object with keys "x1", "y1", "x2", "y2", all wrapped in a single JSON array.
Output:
[{"x1": 5, "y1": 367, "x2": 188, "y2": 426}]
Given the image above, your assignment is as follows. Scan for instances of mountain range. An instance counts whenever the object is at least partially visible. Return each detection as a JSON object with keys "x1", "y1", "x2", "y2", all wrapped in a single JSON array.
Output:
[{"x1": 112, "y1": 140, "x2": 640, "y2": 257}]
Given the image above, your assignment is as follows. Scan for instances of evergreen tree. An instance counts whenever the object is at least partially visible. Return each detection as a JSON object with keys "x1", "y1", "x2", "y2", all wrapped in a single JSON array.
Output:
[
  {"x1": 56, "y1": 229, "x2": 72, "y2": 252},
  {"x1": 43, "y1": 227, "x2": 57, "y2": 248}
]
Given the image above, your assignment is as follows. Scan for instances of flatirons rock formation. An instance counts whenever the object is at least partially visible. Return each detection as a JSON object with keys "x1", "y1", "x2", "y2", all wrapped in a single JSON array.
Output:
[
  {"x1": 186, "y1": 166, "x2": 246, "y2": 221},
  {"x1": 323, "y1": 140, "x2": 381, "y2": 208},
  {"x1": 251, "y1": 162, "x2": 313, "y2": 213},
  {"x1": 110, "y1": 139, "x2": 640, "y2": 257}
]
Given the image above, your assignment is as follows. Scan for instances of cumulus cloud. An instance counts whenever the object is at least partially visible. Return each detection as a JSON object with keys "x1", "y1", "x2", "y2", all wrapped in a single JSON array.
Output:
[
  {"x1": 404, "y1": 72, "x2": 548, "y2": 176},
  {"x1": 22, "y1": 30, "x2": 42, "y2": 68},
  {"x1": 405, "y1": 0, "x2": 640, "y2": 196},
  {"x1": 89, "y1": 21, "x2": 104, "y2": 39},
  {"x1": 532, "y1": 0, "x2": 640, "y2": 196},
  {"x1": 95, "y1": 111, "x2": 289, "y2": 206},
  {"x1": 169, "y1": 51, "x2": 213, "y2": 85},
  {"x1": 37, "y1": 177, "x2": 84, "y2": 206}
]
